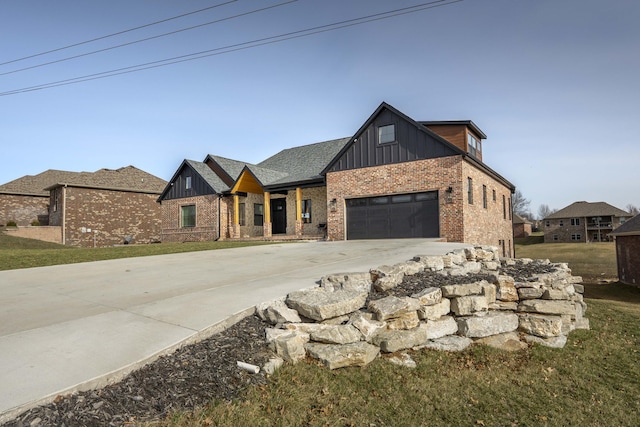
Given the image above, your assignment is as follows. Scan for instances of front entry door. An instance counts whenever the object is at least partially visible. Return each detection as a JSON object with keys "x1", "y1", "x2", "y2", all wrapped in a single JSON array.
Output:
[{"x1": 271, "y1": 199, "x2": 287, "y2": 234}]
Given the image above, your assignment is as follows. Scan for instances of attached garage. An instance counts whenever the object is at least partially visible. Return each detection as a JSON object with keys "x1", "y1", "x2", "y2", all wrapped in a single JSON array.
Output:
[{"x1": 346, "y1": 191, "x2": 439, "y2": 239}]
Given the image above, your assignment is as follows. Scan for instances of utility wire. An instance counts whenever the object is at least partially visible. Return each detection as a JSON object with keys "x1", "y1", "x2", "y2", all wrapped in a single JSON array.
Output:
[
  {"x1": 0, "y1": 0, "x2": 238, "y2": 67},
  {"x1": 0, "y1": 0, "x2": 298, "y2": 76},
  {"x1": 0, "y1": 0, "x2": 462, "y2": 97}
]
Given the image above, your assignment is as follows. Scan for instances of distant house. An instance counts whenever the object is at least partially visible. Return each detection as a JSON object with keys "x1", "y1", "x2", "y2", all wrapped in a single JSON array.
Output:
[
  {"x1": 543, "y1": 201, "x2": 632, "y2": 243},
  {"x1": 513, "y1": 213, "x2": 533, "y2": 238},
  {"x1": 610, "y1": 214, "x2": 640, "y2": 286},
  {"x1": 1, "y1": 166, "x2": 166, "y2": 247},
  {"x1": 159, "y1": 102, "x2": 517, "y2": 256},
  {"x1": 0, "y1": 170, "x2": 79, "y2": 226}
]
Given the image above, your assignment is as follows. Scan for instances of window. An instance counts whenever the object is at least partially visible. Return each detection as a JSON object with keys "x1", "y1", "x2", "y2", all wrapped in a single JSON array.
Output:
[
  {"x1": 254, "y1": 203, "x2": 264, "y2": 226},
  {"x1": 301, "y1": 199, "x2": 312, "y2": 223},
  {"x1": 571, "y1": 218, "x2": 580, "y2": 226},
  {"x1": 482, "y1": 185, "x2": 487, "y2": 208},
  {"x1": 559, "y1": 220, "x2": 564, "y2": 226},
  {"x1": 467, "y1": 177, "x2": 473, "y2": 204},
  {"x1": 185, "y1": 176, "x2": 192, "y2": 190},
  {"x1": 238, "y1": 203, "x2": 246, "y2": 226},
  {"x1": 181, "y1": 205, "x2": 196, "y2": 228},
  {"x1": 621, "y1": 217, "x2": 627, "y2": 224},
  {"x1": 502, "y1": 195, "x2": 506, "y2": 219},
  {"x1": 508, "y1": 197, "x2": 512, "y2": 220},
  {"x1": 52, "y1": 190, "x2": 58, "y2": 212},
  {"x1": 492, "y1": 189, "x2": 496, "y2": 202},
  {"x1": 571, "y1": 234, "x2": 581, "y2": 241},
  {"x1": 553, "y1": 234, "x2": 558, "y2": 241},
  {"x1": 378, "y1": 124, "x2": 396, "y2": 144},
  {"x1": 467, "y1": 133, "x2": 481, "y2": 157},
  {"x1": 545, "y1": 220, "x2": 550, "y2": 227}
]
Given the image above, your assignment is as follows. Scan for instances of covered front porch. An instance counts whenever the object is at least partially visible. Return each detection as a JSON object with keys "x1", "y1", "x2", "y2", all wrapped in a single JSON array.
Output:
[{"x1": 226, "y1": 168, "x2": 327, "y2": 240}]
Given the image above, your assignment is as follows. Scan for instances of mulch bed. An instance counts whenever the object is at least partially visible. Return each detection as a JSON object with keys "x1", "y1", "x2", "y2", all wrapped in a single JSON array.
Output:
[{"x1": 3, "y1": 259, "x2": 556, "y2": 427}]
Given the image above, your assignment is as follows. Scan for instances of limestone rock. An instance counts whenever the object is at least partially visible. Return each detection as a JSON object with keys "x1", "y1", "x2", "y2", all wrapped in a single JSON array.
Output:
[
  {"x1": 441, "y1": 282, "x2": 485, "y2": 298},
  {"x1": 542, "y1": 288, "x2": 572, "y2": 300},
  {"x1": 412, "y1": 287, "x2": 442, "y2": 306},
  {"x1": 450, "y1": 295, "x2": 489, "y2": 316},
  {"x1": 475, "y1": 332, "x2": 527, "y2": 351},
  {"x1": 262, "y1": 357, "x2": 284, "y2": 375},
  {"x1": 518, "y1": 287, "x2": 544, "y2": 300},
  {"x1": 517, "y1": 299, "x2": 577, "y2": 317},
  {"x1": 305, "y1": 342, "x2": 379, "y2": 369},
  {"x1": 387, "y1": 311, "x2": 420, "y2": 330},
  {"x1": 368, "y1": 296, "x2": 420, "y2": 321},
  {"x1": 419, "y1": 336, "x2": 473, "y2": 352},
  {"x1": 373, "y1": 276, "x2": 403, "y2": 292},
  {"x1": 482, "y1": 261, "x2": 500, "y2": 271},
  {"x1": 387, "y1": 352, "x2": 416, "y2": 368},
  {"x1": 321, "y1": 315, "x2": 350, "y2": 325},
  {"x1": 256, "y1": 300, "x2": 301, "y2": 325},
  {"x1": 481, "y1": 283, "x2": 497, "y2": 304},
  {"x1": 489, "y1": 301, "x2": 518, "y2": 311},
  {"x1": 272, "y1": 331, "x2": 310, "y2": 363},
  {"x1": 575, "y1": 318, "x2": 590, "y2": 330},
  {"x1": 349, "y1": 311, "x2": 387, "y2": 341},
  {"x1": 495, "y1": 276, "x2": 519, "y2": 302},
  {"x1": 372, "y1": 324, "x2": 429, "y2": 353},
  {"x1": 456, "y1": 312, "x2": 519, "y2": 338},
  {"x1": 286, "y1": 288, "x2": 367, "y2": 321},
  {"x1": 474, "y1": 247, "x2": 497, "y2": 261},
  {"x1": 424, "y1": 315, "x2": 458, "y2": 339},
  {"x1": 370, "y1": 264, "x2": 404, "y2": 282},
  {"x1": 418, "y1": 298, "x2": 451, "y2": 320},
  {"x1": 320, "y1": 272, "x2": 372, "y2": 293},
  {"x1": 518, "y1": 313, "x2": 563, "y2": 338},
  {"x1": 309, "y1": 324, "x2": 362, "y2": 345},
  {"x1": 523, "y1": 334, "x2": 567, "y2": 349},
  {"x1": 413, "y1": 255, "x2": 445, "y2": 271},
  {"x1": 265, "y1": 327, "x2": 291, "y2": 349},
  {"x1": 396, "y1": 260, "x2": 424, "y2": 276}
]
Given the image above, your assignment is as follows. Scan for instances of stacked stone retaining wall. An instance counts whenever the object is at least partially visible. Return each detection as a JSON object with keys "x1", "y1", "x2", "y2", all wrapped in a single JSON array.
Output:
[{"x1": 256, "y1": 246, "x2": 589, "y2": 370}]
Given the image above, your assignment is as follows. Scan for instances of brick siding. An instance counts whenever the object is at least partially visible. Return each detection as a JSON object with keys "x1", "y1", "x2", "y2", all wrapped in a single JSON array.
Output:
[
  {"x1": 50, "y1": 187, "x2": 162, "y2": 248},
  {"x1": 160, "y1": 194, "x2": 219, "y2": 242},
  {"x1": 326, "y1": 156, "x2": 514, "y2": 255},
  {"x1": 0, "y1": 194, "x2": 49, "y2": 226},
  {"x1": 616, "y1": 235, "x2": 640, "y2": 286}
]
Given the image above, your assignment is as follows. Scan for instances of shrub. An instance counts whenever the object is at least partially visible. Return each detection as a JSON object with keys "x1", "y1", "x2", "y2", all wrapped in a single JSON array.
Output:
[
  {"x1": 31, "y1": 220, "x2": 40, "y2": 226},
  {"x1": 6, "y1": 221, "x2": 17, "y2": 227}
]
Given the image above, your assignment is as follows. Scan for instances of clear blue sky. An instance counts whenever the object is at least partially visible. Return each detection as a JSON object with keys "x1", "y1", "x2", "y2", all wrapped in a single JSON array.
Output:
[{"x1": 1, "y1": 0, "x2": 638, "y2": 217}]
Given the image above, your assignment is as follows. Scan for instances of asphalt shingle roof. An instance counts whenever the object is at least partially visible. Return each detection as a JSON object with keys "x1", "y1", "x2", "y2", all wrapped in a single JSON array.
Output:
[
  {"x1": 206, "y1": 155, "x2": 254, "y2": 181},
  {"x1": 256, "y1": 137, "x2": 351, "y2": 186},
  {"x1": 0, "y1": 170, "x2": 80, "y2": 196},
  {"x1": 611, "y1": 214, "x2": 640, "y2": 235},
  {"x1": 545, "y1": 201, "x2": 631, "y2": 220},
  {"x1": 185, "y1": 160, "x2": 228, "y2": 192}
]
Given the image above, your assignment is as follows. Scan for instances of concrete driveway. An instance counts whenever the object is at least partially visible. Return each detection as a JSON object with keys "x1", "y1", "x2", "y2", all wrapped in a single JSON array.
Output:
[{"x1": 0, "y1": 239, "x2": 469, "y2": 421}]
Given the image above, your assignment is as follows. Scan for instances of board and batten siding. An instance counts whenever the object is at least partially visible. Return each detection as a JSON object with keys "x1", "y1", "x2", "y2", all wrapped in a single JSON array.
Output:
[{"x1": 162, "y1": 164, "x2": 216, "y2": 201}]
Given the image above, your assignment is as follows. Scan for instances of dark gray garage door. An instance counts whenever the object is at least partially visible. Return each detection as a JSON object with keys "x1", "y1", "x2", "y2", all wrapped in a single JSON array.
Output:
[{"x1": 346, "y1": 191, "x2": 440, "y2": 240}]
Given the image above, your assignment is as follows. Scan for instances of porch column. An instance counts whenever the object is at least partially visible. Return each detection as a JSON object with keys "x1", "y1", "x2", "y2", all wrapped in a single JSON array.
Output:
[
  {"x1": 295, "y1": 187, "x2": 303, "y2": 236},
  {"x1": 232, "y1": 194, "x2": 240, "y2": 239},
  {"x1": 263, "y1": 192, "x2": 272, "y2": 238}
]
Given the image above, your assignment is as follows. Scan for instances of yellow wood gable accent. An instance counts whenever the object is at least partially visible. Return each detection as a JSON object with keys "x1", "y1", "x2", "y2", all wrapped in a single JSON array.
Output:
[{"x1": 231, "y1": 170, "x2": 264, "y2": 194}]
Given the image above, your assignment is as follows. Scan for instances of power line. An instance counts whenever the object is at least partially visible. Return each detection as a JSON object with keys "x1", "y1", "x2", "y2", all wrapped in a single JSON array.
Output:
[
  {"x1": 0, "y1": 0, "x2": 463, "y2": 97},
  {"x1": 0, "y1": 0, "x2": 238, "y2": 67},
  {"x1": 0, "y1": 0, "x2": 298, "y2": 77}
]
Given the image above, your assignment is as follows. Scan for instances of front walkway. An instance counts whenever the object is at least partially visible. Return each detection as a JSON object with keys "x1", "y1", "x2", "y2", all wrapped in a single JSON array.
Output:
[{"x1": 0, "y1": 239, "x2": 469, "y2": 422}]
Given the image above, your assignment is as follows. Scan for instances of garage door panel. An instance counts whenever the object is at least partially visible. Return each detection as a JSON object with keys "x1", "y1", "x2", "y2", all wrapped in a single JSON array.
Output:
[{"x1": 346, "y1": 192, "x2": 439, "y2": 240}]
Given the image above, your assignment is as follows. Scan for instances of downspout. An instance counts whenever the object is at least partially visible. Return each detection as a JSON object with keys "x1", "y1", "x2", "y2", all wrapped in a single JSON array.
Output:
[
  {"x1": 62, "y1": 184, "x2": 67, "y2": 245},
  {"x1": 215, "y1": 194, "x2": 221, "y2": 241}
]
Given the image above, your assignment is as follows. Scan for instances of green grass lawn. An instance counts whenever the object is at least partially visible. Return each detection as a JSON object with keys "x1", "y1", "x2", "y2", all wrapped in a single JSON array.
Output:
[{"x1": 0, "y1": 232, "x2": 277, "y2": 271}]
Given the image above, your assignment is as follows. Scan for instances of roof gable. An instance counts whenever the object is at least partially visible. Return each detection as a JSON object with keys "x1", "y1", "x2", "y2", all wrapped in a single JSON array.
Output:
[
  {"x1": 546, "y1": 201, "x2": 631, "y2": 219},
  {"x1": 324, "y1": 102, "x2": 464, "y2": 173},
  {"x1": 611, "y1": 214, "x2": 640, "y2": 236},
  {"x1": 158, "y1": 160, "x2": 225, "y2": 201}
]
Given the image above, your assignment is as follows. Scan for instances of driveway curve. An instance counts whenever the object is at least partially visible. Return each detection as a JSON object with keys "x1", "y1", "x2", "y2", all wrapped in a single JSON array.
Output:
[{"x1": 0, "y1": 239, "x2": 469, "y2": 421}]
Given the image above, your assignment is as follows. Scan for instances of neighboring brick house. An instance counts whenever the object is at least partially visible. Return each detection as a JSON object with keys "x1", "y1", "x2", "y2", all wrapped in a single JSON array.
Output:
[
  {"x1": 159, "y1": 102, "x2": 515, "y2": 256},
  {"x1": 44, "y1": 166, "x2": 166, "y2": 248},
  {"x1": 513, "y1": 213, "x2": 533, "y2": 238},
  {"x1": 0, "y1": 170, "x2": 79, "y2": 226},
  {"x1": 543, "y1": 201, "x2": 632, "y2": 243},
  {"x1": 610, "y1": 214, "x2": 640, "y2": 286}
]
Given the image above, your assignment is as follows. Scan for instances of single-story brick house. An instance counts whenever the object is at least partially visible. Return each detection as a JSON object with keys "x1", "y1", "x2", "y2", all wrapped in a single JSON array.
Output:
[
  {"x1": 513, "y1": 213, "x2": 533, "y2": 238},
  {"x1": 1, "y1": 166, "x2": 166, "y2": 247},
  {"x1": 610, "y1": 214, "x2": 640, "y2": 286},
  {"x1": 543, "y1": 201, "x2": 632, "y2": 243},
  {"x1": 159, "y1": 102, "x2": 516, "y2": 256}
]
